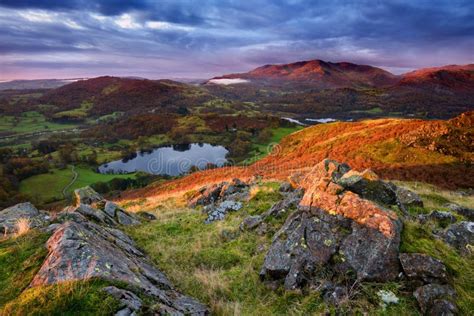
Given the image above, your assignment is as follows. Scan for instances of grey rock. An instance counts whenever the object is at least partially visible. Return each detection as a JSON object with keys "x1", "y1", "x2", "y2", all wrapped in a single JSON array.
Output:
[
  {"x1": 399, "y1": 253, "x2": 448, "y2": 284},
  {"x1": 240, "y1": 215, "x2": 263, "y2": 231},
  {"x1": 323, "y1": 285, "x2": 347, "y2": 306},
  {"x1": 337, "y1": 176, "x2": 397, "y2": 206},
  {"x1": 418, "y1": 211, "x2": 456, "y2": 225},
  {"x1": 340, "y1": 219, "x2": 402, "y2": 282},
  {"x1": 116, "y1": 210, "x2": 140, "y2": 226},
  {"x1": 279, "y1": 182, "x2": 293, "y2": 193},
  {"x1": 413, "y1": 284, "x2": 456, "y2": 314},
  {"x1": 428, "y1": 299, "x2": 458, "y2": 316},
  {"x1": 137, "y1": 211, "x2": 157, "y2": 221},
  {"x1": 445, "y1": 203, "x2": 474, "y2": 221},
  {"x1": 103, "y1": 286, "x2": 142, "y2": 315},
  {"x1": 260, "y1": 210, "x2": 351, "y2": 290},
  {"x1": 30, "y1": 216, "x2": 208, "y2": 315},
  {"x1": 260, "y1": 205, "x2": 402, "y2": 290},
  {"x1": 74, "y1": 186, "x2": 104, "y2": 205},
  {"x1": 395, "y1": 187, "x2": 424, "y2": 209},
  {"x1": 75, "y1": 203, "x2": 116, "y2": 225},
  {"x1": 441, "y1": 221, "x2": 474, "y2": 255},
  {"x1": 256, "y1": 222, "x2": 269, "y2": 235},
  {"x1": 0, "y1": 202, "x2": 50, "y2": 235},
  {"x1": 204, "y1": 200, "x2": 242, "y2": 223}
]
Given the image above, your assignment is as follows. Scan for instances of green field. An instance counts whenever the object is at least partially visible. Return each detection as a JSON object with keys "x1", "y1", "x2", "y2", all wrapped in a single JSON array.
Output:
[
  {"x1": 0, "y1": 111, "x2": 78, "y2": 135},
  {"x1": 20, "y1": 166, "x2": 136, "y2": 204},
  {"x1": 243, "y1": 126, "x2": 303, "y2": 164}
]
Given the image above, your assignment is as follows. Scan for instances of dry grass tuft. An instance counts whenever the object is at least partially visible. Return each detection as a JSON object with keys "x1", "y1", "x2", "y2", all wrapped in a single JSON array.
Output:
[{"x1": 15, "y1": 217, "x2": 31, "y2": 237}]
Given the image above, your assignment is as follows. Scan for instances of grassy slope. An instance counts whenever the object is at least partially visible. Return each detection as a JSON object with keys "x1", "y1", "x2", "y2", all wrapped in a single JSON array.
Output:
[
  {"x1": 120, "y1": 115, "x2": 472, "y2": 206},
  {"x1": 0, "y1": 231, "x2": 120, "y2": 315},
  {"x1": 124, "y1": 181, "x2": 474, "y2": 315},
  {"x1": 243, "y1": 126, "x2": 304, "y2": 164},
  {"x1": 19, "y1": 166, "x2": 136, "y2": 204}
]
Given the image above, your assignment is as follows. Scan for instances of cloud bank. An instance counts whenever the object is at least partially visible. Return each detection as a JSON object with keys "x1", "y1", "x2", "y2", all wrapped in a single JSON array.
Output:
[{"x1": 0, "y1": 0, "x2": 473, "y2": 79}]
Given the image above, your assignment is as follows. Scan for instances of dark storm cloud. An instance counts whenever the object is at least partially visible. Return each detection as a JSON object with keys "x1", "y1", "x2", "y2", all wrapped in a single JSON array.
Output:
[{"x1": 0, "y1": 0, "x2": 473, "y2": 79}]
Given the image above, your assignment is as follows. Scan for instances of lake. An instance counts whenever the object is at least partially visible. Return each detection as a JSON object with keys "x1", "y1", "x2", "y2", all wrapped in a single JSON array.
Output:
[{"x1": 98, "y1": 143, "x2": 229, "y2": 176}]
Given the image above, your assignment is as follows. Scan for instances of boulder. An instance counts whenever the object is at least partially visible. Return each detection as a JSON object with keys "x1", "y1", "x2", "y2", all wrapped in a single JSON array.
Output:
[
  {"x1": 188, "y1": 183, "x2": 224, "y2": 208},
  {"x1": 261, "y1": 159, "x2": 403, "y2": 291},
  {"x1": 445, "y1": 203, "x2": 474, "y2": 221},
  {"x1": 413, "y1": 284, "x2": 456, "y2": 314},
  {"x1": 418, "y1": 210, "x2": 456, "y2": 225},
  {"x1": 188, "y1": 179, "x2": 249, "y2": 209},
  {"x1": 30, "y1": 213, "x2": 208, "y2": 315},
  {"x1": 340, "y1": 218, "x2": 402, "y2": 281},
  {"x1": 74, "y1": 186, "x2": 104, "y2": 205},
  {"x1": 103, "y1": 286, "x2": 142, "y2": 316},
  {"x1": 440, "y1": 221, "x2": 474, "y2": 255},
  {"x1": 0, "y1": 202, "x2": 50, "y2": 235},
  {"x1": 395, "y1": 187, "x2": 424, "y2": 209},
  {"x1": 204, "y1": 200, "x2": 243, "y2": 223},
  {"x1": 337, "y1": 169, "x2": 398, "y2": 206},
  {"x1": 240, "y1": 215, "x2": 264, "y2": 231},
  {"x1": 399, "y1": 253, "x2": 448, "y2": 284}
]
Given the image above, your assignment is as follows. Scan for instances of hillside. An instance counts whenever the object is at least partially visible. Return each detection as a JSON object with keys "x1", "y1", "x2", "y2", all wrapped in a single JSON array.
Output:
[
  {"x1": 38, "y1": 76, "x2": 212, "y2": 115},
  {"x1": 398, "y1": 64, "x2": 474, "y2": 91},
  {"x1": 121, "y1": 112, "x2": 473, "y2": 206},
  {"x1": 212, "y1": 59, "x2": 399, "y2": 88}
]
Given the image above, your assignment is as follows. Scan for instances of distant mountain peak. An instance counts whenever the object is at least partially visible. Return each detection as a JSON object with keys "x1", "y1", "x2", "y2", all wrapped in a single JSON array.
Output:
[{"x1": 211, "y1": 59, "x2": 398, "y2": 88}]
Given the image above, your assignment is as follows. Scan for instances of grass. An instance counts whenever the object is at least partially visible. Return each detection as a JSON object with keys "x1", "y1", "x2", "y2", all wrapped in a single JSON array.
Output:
[
  {"x1": 0, "y1": 230, "x2": 49, "y2": 305},
  {"x1": 52, "y1": 101, "x2": 93, "y2": 120},
  {"x1": 19, "y1": 165, "x2": 136, "y2": 204},
  {"x1": 1, "y1": 280, "x2": 120, "y2": 316},
  {"x1": 401, "y1": 221, "x2": 474, "y2": 314},
  {"x1": 243, "y1": 126, "x2": 303, "y2": 164},
  {"x1": 0, "y1": 111, "x2": 78, "y2": 136},
  {"x1": 125, "y1": 181, "x2": 422, "y2": 315},
  {"x1": 0, "y1": 229, "x2": 128, "y2": 315}
]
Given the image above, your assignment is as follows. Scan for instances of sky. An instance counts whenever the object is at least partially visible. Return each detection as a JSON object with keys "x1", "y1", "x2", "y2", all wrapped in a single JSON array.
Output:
[{"x1": 0, "y1": 0, "x2": 473, "y2": 80}]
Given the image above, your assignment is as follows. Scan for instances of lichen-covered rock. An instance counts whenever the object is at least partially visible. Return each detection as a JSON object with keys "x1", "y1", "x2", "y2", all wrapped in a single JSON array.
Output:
[
  {"x1": 103, "y1": 286, "x2": 142, "y2": 316},
  {"x1": 261, "y1": 159, "x2": 403, "y2": 291},
  {"x1": 74, "y1": 186, "x2": 104, "y2": 205},
  {"x1": 204, "y1": 200, "x2": 243, "y2": 223},
  {"x1": 0, "y1": 202, "x2": 50, "y2": 235},
  {"x1": 340, "y1": 218, "x2": 402, "y2": 281},
  {"x1": 30, "y1": 213, "x2": 207, "y2": 315},
  {"x1": 413, "y1": 284, "x2": 456, "y2": 314},
  {"x1": 260, "y1": 209, "x2": 352, "y2": 290},
  {"x1": 441, "y1": 221, "x2": 474, "y2": 255},
  {"x1": 395, "y1": 187, "x2": 424, "y2": 209},
  {"x1": 399, "y1": 253, "x2": 448, "y2": 284}
]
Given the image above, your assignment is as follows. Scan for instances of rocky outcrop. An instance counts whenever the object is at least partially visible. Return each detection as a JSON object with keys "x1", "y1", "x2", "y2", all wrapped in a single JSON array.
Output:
[
  {"x1": 399, "y1": 253, "x2": 448, "y2": 284},
  {"x1": 440, "y1": 221, "x2": 474, "y2": 255},
  {"x1": 188, "y1": 179, "x2": 249, "y2": 223},
  {"x1": 102, "y1": 286, "x2": 143, "y2": 316},
  {"x1": 0, "y1": 202, "x2": 50, "y2": 235},
  {"x1": 413, "y1": 284, "x2": 457, "y2": 315},
  {"x1": 30, "y1": 187, "x2": 208, "y2": 315},
  {"x1": 240, "y1": 187, "x2": 303, "y2": 232},
  {"x1": 260, "y1": 160, "x2": 403, "y2": 291}
]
